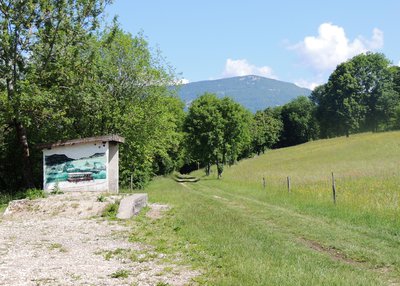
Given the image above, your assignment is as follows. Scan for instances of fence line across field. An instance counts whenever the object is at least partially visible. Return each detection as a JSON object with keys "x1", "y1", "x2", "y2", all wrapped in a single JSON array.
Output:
[{"x1": 261, "y1": 173, "x2": 339, "y2": 204}]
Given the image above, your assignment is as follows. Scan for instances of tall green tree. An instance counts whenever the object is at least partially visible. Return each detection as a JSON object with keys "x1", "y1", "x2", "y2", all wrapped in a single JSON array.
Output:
[
  {"x1": 279, "y1": 96, "x2": 319, "y2": 146},
  {"x1": 83, "y1": 27, "x2": 184, "y2": 188},
  {"x1": 384, "y1": 66, "x2": 400, "y2": 130},
  {"x1": 391, "y1": 66, "x2": 400, "y2": 95},
  {"x1": 312, "y1": 53, "x2": 393, "y2": 137},
  {"x1": 0, "y1": 0, "x2": 109, "y2": 189},
  {"x1": 311, "y1": 84, "x2": 333, "y2": 138},
  {"x1": 184, "y1": 93, "x2": 251, "y2": 178},
  {"x1": 349, "y1": 53, "x2": 392, "y2": 131},
  {"x1": 218, "y1": 97, "x2": 252, "y2": 165},
  {"x1": 184, "y1": 93, "x2": 223, "y2": 176},
  {"x1": 251, "y1": 108, "x2": 283, "y2": 155}
]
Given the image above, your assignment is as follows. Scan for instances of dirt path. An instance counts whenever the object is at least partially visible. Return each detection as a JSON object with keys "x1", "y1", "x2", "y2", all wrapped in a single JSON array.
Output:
[{"x1": 0, "y1": 193, "x2": 198, "y2": 286}]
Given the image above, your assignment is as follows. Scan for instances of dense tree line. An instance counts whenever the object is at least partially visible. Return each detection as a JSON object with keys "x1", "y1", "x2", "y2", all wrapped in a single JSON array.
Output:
[{"x1": 183, "y1": 53, "x2": 400, "y2": 177}]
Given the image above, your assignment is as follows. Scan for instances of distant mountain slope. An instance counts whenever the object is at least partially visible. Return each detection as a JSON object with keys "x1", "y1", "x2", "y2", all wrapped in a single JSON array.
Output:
[{"x1": 173, "y1": 75, "x2": 311, "y2": 112}]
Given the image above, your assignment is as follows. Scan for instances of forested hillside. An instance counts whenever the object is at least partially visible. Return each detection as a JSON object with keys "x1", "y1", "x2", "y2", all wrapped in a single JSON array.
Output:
[{"x1": 174, "y1": 75, "x2": 311, "y2": 112}]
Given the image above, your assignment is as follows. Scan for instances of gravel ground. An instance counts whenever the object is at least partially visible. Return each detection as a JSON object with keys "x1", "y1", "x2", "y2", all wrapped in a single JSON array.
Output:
[{"x1": 0, "y1": 193, "x2": 199, "y2": 286}]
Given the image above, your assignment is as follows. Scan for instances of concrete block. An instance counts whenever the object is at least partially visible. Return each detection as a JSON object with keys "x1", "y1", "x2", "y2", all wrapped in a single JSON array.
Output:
[{"x1": 117, "y1": 193, "x2": 148, "y2": 219}]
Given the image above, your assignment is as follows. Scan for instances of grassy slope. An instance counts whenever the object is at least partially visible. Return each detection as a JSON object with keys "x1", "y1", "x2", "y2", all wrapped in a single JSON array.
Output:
[
  {"x1": 0, "y1": 205, "x2": 5, "y2": 215},
  {"x1": 0, "y1": 194, "x2": 14, "y2": 215},
  {"x1": 138, "y1": 132, "x2": 400, "y2": 285}
]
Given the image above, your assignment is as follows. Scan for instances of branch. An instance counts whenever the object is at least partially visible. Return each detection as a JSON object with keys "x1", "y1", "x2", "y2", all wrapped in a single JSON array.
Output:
[
  {"x1": 0, "y1": 0, "x2": 11, "y2": 17},
  {"x1": 41, "y1": 14, "x2": 62, "y2": 72}
]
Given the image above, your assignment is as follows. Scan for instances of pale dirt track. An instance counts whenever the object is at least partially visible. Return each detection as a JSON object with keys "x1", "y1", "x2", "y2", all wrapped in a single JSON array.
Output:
[{"x1": 0, "y1": 193, "x2": 198, "y2": 286}]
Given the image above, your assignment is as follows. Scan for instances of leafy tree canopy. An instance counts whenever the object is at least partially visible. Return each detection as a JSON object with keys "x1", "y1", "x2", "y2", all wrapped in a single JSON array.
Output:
[
  {"x1": 251, "y1": 108, "x2": 283, "y2": 155},
  {"x1": 184, "y1": 93, "x2": 251, "y2": 177},
  {"x1": 311, "y1": 52, "x2": 395, "y2": 137},
  {"x1": 279, "y1": 96, "x2": 318, "y2": 146}
]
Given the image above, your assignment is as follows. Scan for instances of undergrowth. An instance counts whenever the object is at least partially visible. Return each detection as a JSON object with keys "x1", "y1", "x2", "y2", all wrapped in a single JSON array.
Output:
[
  {"x1": 110, "y1": 269, "x2": 130, "y2": 279},
  {"x1": 25, "y1": 188, "x2": 47, "y2": 200},
  {"x1": 101, "y1": 202, "x2": 119, "y2": 219}
]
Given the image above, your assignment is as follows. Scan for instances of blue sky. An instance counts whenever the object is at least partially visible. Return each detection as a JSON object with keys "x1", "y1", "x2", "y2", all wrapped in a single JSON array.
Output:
[{"x1": 106, "y1": 1, "x2": 399, "y2": 89}]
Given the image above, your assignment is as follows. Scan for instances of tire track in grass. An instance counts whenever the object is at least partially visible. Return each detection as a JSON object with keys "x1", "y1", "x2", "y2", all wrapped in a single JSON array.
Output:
[
  {"x1": 180, "y1": 180, "x2": 400, "y2": 284},
  {"x1": 197, "y1": 181, "x2": 400, "y2": 246}
]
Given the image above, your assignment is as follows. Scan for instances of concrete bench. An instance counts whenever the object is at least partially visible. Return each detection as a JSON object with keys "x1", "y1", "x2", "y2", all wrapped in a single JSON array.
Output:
[{"x1": 116, "y1": 193, "x2": 148, "y2": 219}]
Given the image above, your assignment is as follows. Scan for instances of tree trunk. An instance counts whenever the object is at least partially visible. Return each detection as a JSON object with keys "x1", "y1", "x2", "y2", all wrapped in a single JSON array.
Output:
[
  {"x1": 6, "y1": 46, "x2": 35, "y2": 189},
  {"x1": 0, "y1": 174, "x2": 7, "y2": 190},
  {"x1": 216, "y1": 158, "x2": 220, "y2": 179},
  {"x1": 216, "y1": 159, "x2": 223, "y2": 179},
  {"x1": 14, "y1": 119, "x2": 35, "y2": 189},
  {"x1": 205, "y1": 163, "x2": 210, "y2": 176}
]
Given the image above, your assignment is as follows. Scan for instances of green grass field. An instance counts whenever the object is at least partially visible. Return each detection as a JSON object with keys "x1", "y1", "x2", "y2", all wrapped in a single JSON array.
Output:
[{"x1": 133, "y1": 131, "x2": 400, "y2": 285}]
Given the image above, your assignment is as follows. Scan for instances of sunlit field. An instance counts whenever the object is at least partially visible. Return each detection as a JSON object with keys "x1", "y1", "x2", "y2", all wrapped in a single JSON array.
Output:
[
  {"x1": 134, "y1": 131, "x2": 400, "y2": 285},
  {"x1": 202, "y1": 131, "x2": 400, "y2": 229}
]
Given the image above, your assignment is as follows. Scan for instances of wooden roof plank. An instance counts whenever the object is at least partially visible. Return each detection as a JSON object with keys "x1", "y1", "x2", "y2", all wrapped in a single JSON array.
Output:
[{"x1": 38, "y1": 135, "x2": 125, "y2": 149}]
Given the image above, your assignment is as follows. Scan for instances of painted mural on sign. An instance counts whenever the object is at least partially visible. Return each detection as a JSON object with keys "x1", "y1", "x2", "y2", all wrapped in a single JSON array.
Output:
[
  {"x1": 43, "y1": 142, "x2": 108, "y2": 191},
  {"x1": 45, "y1": 152, "x2": 107, "y2": 184}
]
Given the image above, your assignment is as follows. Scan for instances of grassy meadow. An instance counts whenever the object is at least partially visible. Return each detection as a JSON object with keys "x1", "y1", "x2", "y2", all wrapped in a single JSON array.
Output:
[{"x1": 133, "y1": 132, "x2": 400, "y2": 284}]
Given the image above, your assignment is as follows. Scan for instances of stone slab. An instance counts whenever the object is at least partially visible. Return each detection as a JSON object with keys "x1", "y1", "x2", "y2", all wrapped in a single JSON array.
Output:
[{"x1": 116, "y1": 193, "x2": 148, "y2": 219}]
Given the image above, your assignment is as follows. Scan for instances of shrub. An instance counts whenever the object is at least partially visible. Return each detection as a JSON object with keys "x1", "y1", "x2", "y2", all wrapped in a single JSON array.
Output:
[
  {"x1": 97, "y1": 194, "x2": 106, "y2": 202},
  {"x1": 102, "y1": 202, "x2": 119, "y2": 219},
  {"x1": 110, "y1": 269, "x2": 130, "y2": 278},
  {"x1": 25, "y1": 188, "x2": 47, "y2": 200}
]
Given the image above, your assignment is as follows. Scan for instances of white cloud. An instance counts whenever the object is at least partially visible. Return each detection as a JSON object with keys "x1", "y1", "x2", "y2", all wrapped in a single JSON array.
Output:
[
  {"x1": 366, "y1": 28, "x2": 384, "y2": 50},
  {"x1": 180, "y1": 78, "x2": 190, "y2": 84},
  {"x1": 294, "y1": 79, "x2": 321, "y2": 91},
  {"x1": 173, "y1": 78, "x2": 190, "y2": 85},
  {"x1": 222, "y1": 58, "x2": 277, "y2": 79},
  {"x1": 398, "y1": 61, "x2": 400, "y2": 67},
  {"x1": 291, "y1": 23, "x2": 384, "y2": 71}
]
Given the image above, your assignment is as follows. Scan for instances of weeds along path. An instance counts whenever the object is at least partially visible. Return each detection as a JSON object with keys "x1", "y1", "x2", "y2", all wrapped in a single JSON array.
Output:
[{"x1": 178, "y1": 180, "x2": 400, "y2": 285}]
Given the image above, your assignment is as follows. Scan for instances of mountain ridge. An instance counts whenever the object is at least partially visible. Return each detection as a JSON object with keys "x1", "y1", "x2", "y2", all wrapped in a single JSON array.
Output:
[{"x1": 172, "y1": 75, "x2": 312, "y2": 112}]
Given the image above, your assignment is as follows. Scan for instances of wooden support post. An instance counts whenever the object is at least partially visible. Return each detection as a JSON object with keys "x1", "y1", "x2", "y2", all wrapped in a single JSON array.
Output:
[
  {"x1": 287, "y1": 176, "x2": 291, "y2": 193},
  {"x1": 130, "y1": 174, "x2": 133, "y2": 191},
  {"x1": 262, "y1": 177, "x2": 266, "y2": 189},
  {"x1": 332, "y1": 172, "x2": 336, "y2": 205}
]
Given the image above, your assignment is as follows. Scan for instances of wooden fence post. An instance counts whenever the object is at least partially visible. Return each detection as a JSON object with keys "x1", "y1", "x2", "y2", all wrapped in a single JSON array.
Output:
[
  {"x1": 332, "y1": 172, "x2": 336, "y2": 205},
  {"x1": 287, "y1": 176, "x2": 291, "y2": 193},
  {"x1": 130, "y1": 174, "x2": 133, "y2": 191}
]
